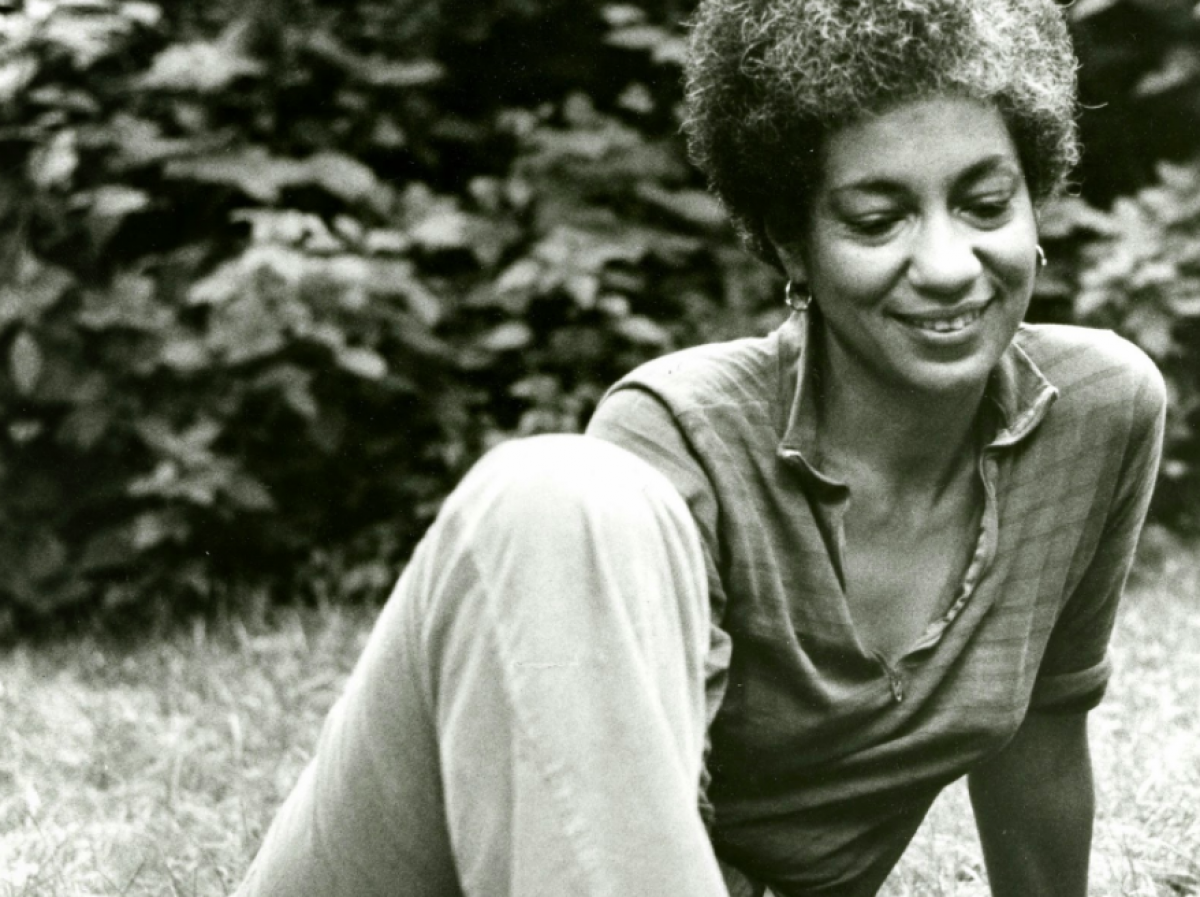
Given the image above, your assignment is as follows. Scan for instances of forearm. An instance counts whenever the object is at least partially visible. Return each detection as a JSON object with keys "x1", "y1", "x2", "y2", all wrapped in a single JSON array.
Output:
[{"x1": 968, "y1": 712, "x2": 1094, "y2": 897}]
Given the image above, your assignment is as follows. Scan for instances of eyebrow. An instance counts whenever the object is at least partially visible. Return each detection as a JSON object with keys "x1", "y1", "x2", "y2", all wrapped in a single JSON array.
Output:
[{"x1": 827, "y1": 155, "x2": 1022, "y2": 199}]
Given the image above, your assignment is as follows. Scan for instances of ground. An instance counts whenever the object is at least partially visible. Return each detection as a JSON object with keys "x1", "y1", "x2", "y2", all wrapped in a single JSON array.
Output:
[{"x1": 2, "y1": 538, "x2": 1197, "y2": 897}]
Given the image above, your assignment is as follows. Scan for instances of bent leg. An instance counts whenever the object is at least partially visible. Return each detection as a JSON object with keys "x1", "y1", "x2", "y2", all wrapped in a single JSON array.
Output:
[{"x1": 235, "y1": 434, "x2": 728, "y2": 897}]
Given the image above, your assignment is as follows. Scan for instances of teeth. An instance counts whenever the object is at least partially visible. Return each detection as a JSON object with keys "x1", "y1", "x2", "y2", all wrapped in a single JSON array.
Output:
[{"x1": 902, "y1": 307, "x2": 984, "y2": 333}]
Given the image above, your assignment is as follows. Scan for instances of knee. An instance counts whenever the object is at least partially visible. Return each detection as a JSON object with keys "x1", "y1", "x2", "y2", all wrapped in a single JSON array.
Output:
[
  {"x1": 448, "y1": 434, "x2": 693, "y2": 542},
  {"x1": 409, "y1": 434, "x2": 710, "y2": 670}
]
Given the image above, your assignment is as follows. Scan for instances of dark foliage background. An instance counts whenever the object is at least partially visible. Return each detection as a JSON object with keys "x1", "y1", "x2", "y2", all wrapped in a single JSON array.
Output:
[{"x1": 1, "y1": 0, "x2": 1197, "y2": 630}]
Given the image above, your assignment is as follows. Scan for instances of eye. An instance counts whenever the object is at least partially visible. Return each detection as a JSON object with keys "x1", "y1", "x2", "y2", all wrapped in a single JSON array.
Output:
[
  {"x1": 845, "y1": 213, "x2": 904, "y2": 240},
  {"x1": 961, "y1": 195, "x2": 1014, "y2": 227}
]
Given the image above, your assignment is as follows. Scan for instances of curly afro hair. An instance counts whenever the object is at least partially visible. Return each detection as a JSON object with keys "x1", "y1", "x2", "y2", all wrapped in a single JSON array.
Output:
[{"x1": 683, "y1": 0, "x2": 1080, "y2": 266}]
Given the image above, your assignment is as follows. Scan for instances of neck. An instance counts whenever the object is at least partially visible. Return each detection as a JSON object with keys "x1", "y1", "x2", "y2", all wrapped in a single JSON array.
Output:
[{"x1": 812, "y1": 328, "x2": 988, "y2": 497}]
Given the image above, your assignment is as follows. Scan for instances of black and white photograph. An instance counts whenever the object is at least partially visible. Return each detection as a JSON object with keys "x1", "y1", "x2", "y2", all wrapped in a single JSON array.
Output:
[{"x1": 2, "y1": 0, "x2": 1198, "y2": 894}]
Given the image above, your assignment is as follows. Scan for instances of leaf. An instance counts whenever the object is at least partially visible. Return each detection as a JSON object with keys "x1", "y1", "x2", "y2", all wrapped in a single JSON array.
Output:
[
  {"x1": 7, "y1": 420, "x2": 42, "y2": 444},
  {"x1": 615, "y1": 314, "x2": 670, "y2": 346},
  {"x1": 82, "y1": 184, "x2": 151, "y2": 247},
  {"x1": 477, "y1": 321, "x2": 533, "y2": 353},
  {"x1": 27, "y1": 84, "x2": 100, "y2": 114},
  {"x1": 131, "y1": 511, "x2": 187, "y2": 550},
  {"x1": 617, "y1": 82, "x2": 655, "y2": 115},
  {"x1": 1036, "y1": 196, "x2": 1117, "y2": 240},
  {"x1": 303, "y1": 152, "x2": 391, "y2": 212},
  {"x1": 25, "y1": 529, "x2": 68, "y2": 583},
  {"x1": 1068, "y1": 0, "x2": 1122, "y2": 20},
  {"x1": 303, "y1": 31, "x2": 445, "y2": 88},
  {"x1": 409, "y1": 206, "x2": 475, "y2": 252},
  {"x1": 99, "y1": 113, "x2": 231, "y2": 170},
  {"x1": 233, "y1": 209, "x2": 331, "y2": 248},
  {"x1": 408, "y1": 203, "x2": 516, "y2": 267},
  {"x1": 166, "y1": 148, "x2": 391, "y2": 210},
  {"x1": 1122, "y1": 303, "x2": 1175, "y2": 359},
  {"x1": 189, "y1": 244, "x2": 305, "y2": 307},
  {"x1": 609, "y1": 24, "x2": 686, "y2": 66},
  {"x1": 362, "y1": 259, "x2": 444, "y2": 326},
  {"x1": 87, "y1": 184, "x2": 150, "y2": 218},
  {"x1": 79, "y1": 274, "x2": 171, "y2": 332},
  {"x1": 224, "y1": 474, "x2": 275, "y2": 511},
  {"x1": 1135, "y1": 45, "x2": 1200, "y2": 97},
  {"x1": 119, "y1": 2, "x2": 163, "y2": 27},
  {"x1": 635, "y1": 184, "x2": 726, "y2": 231},
  {"x1": 364, "y1": 229, "x2": 412, "y2": 255},
  {"x1": 334, "y1": 346, "x2": 388, "y2": 380},
  {"x1": 166, "y1": 147, "x2": 292, "y2": 203},
  {"x1": 601, "y1": 5, "x2": 647, "y2": 27},
  {"x1": 486, "y1": 258, "x2": 542, "y2": 313},
  {"x1": 0, "y1": 253, "x2": 74, "y2": 327},
  {"x1": 129, "y1": 459, "x2": 218, "y2": 505},
  {"x1": 27, "y1": 129, "x2": 79, "y2": 190},
  {"x1": 605, "y1": 24, "x2": 668, "y2": 52},
  {"x1": 78, "y1": 528, "x2": 136, "y2": 572},
  {"x1": 9, "y1": 330, "x2": 43, "y2": 395},
  {"x1": 52, "y1": 1, "x2": 113, "y2": 11},
  {"x1": 400, "y1": 278, "x2": 445, "y2": 327},
  {"x1": 605, "y1": 24, "x2": 687, "y2": 65},
  {"x1": 42, "y1": 9, "x2": 134, "y2": 68},
  {"x1": 254, "y1": 365, "x2": 319, "y2": 420},
  {"x1": 135, "y1": 27, "x2": 264, "y2": 93},
  {"x1": 565, "y1": 273, "x2": 600, "y2": 308},
  {"x1": 159, "y1": 338, "x2": 210, "y2": 372},
  {"x1": 510, "y1": 374, "x2": 560, "y2": 402},
  {"x1": 389, "y1": 314, "x2": 454, "y2": 360},
  {"x1": 208, "y1": 298, "x2": 289, "y2": 363},
  {"x1": 0, "y1": 56, "x2": 38, "y2": 105},
  {"x1": 57, "y1": 402, "x2": 113, "y2": 449},
  {"x1": 1165, "y1": 293, "x2": 1200, "y2": 317},
  {"x1": 136, "y1": 417, "x2": 222, "y2": 464}
]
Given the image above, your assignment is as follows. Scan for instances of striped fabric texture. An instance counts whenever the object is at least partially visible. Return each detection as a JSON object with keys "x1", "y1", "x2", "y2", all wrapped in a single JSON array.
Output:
[{"x1": 587, "y1": 312, "x2": 1165, "y2": 897}]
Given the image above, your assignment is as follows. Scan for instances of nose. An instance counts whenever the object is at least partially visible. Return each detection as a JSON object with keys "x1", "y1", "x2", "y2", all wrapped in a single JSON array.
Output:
[{"x1": 906, "y1": 216, "x2": 983, "y2": 297}]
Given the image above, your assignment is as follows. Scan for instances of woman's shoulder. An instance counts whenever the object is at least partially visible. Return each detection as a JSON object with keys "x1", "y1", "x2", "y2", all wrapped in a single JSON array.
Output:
[
  {"x1": 1014, "y1": 323, "x2": 1166, "y2": 418},
  {"x1": 606, "y1": 330, "x2": 783, "y2": 414}
]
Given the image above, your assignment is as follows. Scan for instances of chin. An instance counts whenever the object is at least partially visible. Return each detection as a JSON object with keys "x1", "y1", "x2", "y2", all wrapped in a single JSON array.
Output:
[
  {"x1": 884, "y1": 310, "x2": 1021, "y2": 395},
  {"x1": 894, "y1": 348, "x2": 1008, "y2": 398}
]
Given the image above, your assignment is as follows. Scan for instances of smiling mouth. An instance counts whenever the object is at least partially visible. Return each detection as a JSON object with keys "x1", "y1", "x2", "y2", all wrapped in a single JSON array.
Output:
[{"x1": 892, "y1": 302, "x2": 989, "y2": 335}]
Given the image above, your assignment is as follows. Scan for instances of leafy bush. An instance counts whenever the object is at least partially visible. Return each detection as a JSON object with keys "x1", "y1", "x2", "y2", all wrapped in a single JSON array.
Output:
[
  {"x1": 0, "y1": 0, "x2": 778, "y2": 628},
  {"x1": 1, "y1": 0, "x2": 1199, "y2": 629}
]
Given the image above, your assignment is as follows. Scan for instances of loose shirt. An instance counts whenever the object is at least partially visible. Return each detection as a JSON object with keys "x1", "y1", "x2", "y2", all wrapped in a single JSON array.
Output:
[{"x1": 587, "y1": 313, "x2": 1165, "y2": 897}]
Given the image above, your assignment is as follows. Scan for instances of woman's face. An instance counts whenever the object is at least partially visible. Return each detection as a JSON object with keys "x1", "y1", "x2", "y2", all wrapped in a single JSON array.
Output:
[{"x1": 771, "y1": 96, "x2": 1039, "y2": 398}]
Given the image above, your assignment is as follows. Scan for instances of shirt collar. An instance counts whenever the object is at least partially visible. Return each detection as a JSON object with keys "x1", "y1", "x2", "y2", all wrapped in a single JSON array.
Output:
[{"x1": 774, "y1": 311, "x2": 1058, "y2": 481}]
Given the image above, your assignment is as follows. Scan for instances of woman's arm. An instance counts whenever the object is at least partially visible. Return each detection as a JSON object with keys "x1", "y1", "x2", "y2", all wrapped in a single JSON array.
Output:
[
  {"x1": 969, "y1": 342, "x2": 1165, "y2": 896},
  {"x1": 968, "y1": 710, "x2": 1093, "y2": 897}
]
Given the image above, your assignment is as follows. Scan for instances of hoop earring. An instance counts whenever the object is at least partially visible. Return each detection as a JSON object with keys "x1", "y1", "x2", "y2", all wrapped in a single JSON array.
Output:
[
  {"x1": 1036, "y1": 245, "x2": 1047, "y2": 269},
  {"x1": 785, "y1": 280, "x2": 811, "y2": 312}
]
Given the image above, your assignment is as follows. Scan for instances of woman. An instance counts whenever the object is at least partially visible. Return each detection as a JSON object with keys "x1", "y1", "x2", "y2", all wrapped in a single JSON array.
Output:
[{"x1": 235, "y1": 1, "x2": 1165, "y2": 896}]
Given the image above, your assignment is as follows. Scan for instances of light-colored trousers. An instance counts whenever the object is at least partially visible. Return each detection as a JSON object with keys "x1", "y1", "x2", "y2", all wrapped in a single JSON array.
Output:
[{"x1": 234, "y1": 434, "x2": 737, "y2": 897}]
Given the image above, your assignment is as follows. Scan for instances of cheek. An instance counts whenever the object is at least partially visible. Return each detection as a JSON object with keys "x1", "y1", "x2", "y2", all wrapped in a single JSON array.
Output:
[
  {"x1": 989, "y1": 234, "x2": 1038, "y2": 293},
  {"x1": 818, "y1": 245, "x2": 906, "y2": 308},
  {"x1": 996, "y1": 207, "x2": 1039, "y2": 280}
]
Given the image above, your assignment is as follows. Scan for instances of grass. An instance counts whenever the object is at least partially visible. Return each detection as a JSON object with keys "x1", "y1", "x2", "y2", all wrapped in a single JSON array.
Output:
[
  {"x1": 0, "y1": 609, "x2": 375, "y2": 897},
  {"x1": 2, "y1": 540, "x2": 1198, "y2": 897}
]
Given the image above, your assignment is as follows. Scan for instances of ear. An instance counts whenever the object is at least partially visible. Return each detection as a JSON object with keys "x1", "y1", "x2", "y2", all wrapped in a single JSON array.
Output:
[{"x1": 763, "y1": 218, "x2": 808, "y2": 285}]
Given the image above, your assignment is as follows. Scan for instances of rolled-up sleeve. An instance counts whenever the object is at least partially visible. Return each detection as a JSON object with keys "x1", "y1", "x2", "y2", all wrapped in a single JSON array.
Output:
[{"x1": 1030, "y1": 361, "x2": 1167, "y2": 713}]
